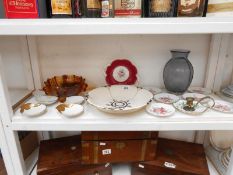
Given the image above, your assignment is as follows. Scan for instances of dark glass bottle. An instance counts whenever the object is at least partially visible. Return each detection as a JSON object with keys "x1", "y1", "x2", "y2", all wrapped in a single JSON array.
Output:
[
  {"x1": 148, "y1": 0, "x2": 177, "y2": 17},
  {"x1": 74, "y1": 0, "x2": 85, "y2": 17},
  {"x1": 83, "y1": 0, "x2": 101, "y2": 18},
  {"x1": 47, "y1": 0, "x2": 74, "y2": 18}
]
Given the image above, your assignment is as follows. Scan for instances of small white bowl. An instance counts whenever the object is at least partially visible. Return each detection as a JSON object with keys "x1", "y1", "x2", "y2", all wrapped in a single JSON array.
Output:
[
  {"x1": 66, "y1": 96, "x2": 85, "y2": 104},
  {"x1": 56, "y1": 104, "x2": 84, "y2": 118},
  {"x1": 20, "y1": 103, "x2": 46, "y2": 117},
  {"x1": 35, "y1": 96, "x2": 58, "y2": 105}
]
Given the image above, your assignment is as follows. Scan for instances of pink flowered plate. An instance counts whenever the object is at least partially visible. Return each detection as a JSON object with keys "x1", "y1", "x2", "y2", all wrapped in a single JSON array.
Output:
[
  {"x1": 212, "y1": 100, "x2": 233, "y2": 113},
  {"x1": 146, "y1": 103, "x2": 175, "y2": 117},
  {"x1": 154, "y1": 93, "x2": 179, "y2": 104}
]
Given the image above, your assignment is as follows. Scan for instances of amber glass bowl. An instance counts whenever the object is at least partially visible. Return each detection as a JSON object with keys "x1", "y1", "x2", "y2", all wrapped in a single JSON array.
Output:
[{"x1": 43, "y1": 75, "x2": 87, "y2": 101}]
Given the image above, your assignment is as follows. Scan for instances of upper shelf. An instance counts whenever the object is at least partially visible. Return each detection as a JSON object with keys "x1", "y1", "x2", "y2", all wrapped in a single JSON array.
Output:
[{"x1": 1, "y1": 17, "x2": 233, "y2": 35}]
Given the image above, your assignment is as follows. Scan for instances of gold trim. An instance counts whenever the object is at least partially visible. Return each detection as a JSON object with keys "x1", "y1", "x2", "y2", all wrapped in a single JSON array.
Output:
[
  {"x1": 208, "y1": 2, "x2": 233, "y2": 13},
  {"x1": 94, "y1": 142, "x2": 99, "y2": 164},
  {"x1": 141, "y1": 140, "x2": 147, "y2": 161}
]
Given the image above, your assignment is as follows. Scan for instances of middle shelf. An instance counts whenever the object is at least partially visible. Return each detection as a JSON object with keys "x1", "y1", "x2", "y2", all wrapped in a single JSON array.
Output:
[{"x1": 11, "y1": 94, "x2": 233, "y2": 131}]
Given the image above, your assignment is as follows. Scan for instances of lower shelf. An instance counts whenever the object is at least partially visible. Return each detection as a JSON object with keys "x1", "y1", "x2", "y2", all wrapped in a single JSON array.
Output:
[{"x1": 29, "y1": 148, "x2": 219, "y2": 175}]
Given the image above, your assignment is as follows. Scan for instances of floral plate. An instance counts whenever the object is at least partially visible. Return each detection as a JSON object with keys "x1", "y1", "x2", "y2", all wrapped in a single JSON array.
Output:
[
  {"x1": 87, "y1": 85, "x2": 153, "y2": 114},
  {"x1": 146, "y1": 103, "x2": 175, "y2": 117},
  {"x1": 154, "y1": 93, "x2": 179, "y2": 104},
  {"x1": 173, "y1": 100, "x2": 208, "y2": 115},
  {"x1": 212, "y1": 100, "x2": 233, "y2": 113},
  {"x1": 105, "y1": 59, "x2": 137, "y2": 85},
  {"x1": 188, "y1": 87, "x2": 212, "y2": 95}
]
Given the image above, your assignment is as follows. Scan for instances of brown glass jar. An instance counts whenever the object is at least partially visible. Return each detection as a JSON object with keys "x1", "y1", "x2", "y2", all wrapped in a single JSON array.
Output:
[
  {"x1": 177, "y1": 0, "x2": 206, "y2": 16},
  {"x1": 148, "y1": 0, "x2": 176, "y2": 17},
  {"x1": 47, "y1": 0, "x2": 74, "y2": 18}
]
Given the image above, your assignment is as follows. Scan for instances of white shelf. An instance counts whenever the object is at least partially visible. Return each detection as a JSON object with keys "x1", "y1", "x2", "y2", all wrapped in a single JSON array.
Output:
[
  {"x1": 25, "y1": 148, "x2": 38, "y2": 175},
  {"x1": 11, "y1": 94, "x2": 233, "y2": 131},
  {"x1": 30, "y1": 160, "x2": 219, "y2": 175},
  {"x1": 0, "y1": 18, "x2": 233, "y2": 35},
  {"x1": 8, "y1": 88, "x2": 32, "y2": 109}
]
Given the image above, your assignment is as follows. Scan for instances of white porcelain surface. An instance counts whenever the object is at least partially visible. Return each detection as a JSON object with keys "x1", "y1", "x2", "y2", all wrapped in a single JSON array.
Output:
[
  {"x1": 21, "y1": 104, "x2": 46, "y2": 117},
  {"x1": 33, "y1": 90, "x2": 46, "y2": 97},
  {"x1": 57, "y1": 104, "x2": 84, "y2": 118},
  {"x1": 188, "y1": 87, "x2": 212, "y2": 95},
  {"x1": 173, "y1": 100, "x2": 207, "y2": 115},
  {"x1": 35, "y1": 96, "x2": 58, "y2": 105},
  {"x1": 154, "y1": 93, "x2": 179, "y2": 104},
  {"x1": 146, "y1": 103, "x2": 175, "y2": 117},
  {"x1": 210, "y1": 131, "x2": 233, "y2": 151},
  {"x1": 87, "y1": 85, "x2": 153, "y2": 113},
  {"x1": 66, "y1": 96, "x2": 85, "y2": 104},
  {"x1": 212, "y1": 100, "x2": 233, "y2": 113}
]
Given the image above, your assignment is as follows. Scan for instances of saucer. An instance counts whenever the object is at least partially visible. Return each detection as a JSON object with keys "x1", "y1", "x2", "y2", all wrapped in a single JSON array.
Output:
[
  {"x1": 20, "y1": 103, "x2": 46, "y2": 117},
  {"x1": 146, "y1": 103, "x2": 175, "y2": 117},
  {"x1": 154, "y1": 93, "x2": 179, "y2": 104},
  {"x1": 56, "y1": 104, "x2": 84, "y2": 118}
]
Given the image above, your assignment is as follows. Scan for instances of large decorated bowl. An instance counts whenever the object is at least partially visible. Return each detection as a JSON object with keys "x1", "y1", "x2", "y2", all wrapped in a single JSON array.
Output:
[
  {"x1": 87, "y1": 85, "x2": 153, "y2": 114},
  {"x1": 43, "y1": 75, "x2": 88, "y2": 100}
]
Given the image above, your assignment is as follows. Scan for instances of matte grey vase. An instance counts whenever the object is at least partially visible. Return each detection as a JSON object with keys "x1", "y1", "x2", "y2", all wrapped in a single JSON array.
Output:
[{"x1": 163, "y1": 49, "x2": 194, "y2": 93}]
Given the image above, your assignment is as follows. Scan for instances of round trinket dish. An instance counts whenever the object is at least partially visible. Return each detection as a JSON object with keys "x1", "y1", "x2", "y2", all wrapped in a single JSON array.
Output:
[
  {"x1": 146, "y1": 102, "x2": 175, "y2": 117},
  {"x1": 154, "y1": 93, "x2": 179, "y2": 104},
  {"x1": 56, "y1": 104, "x2": 84, "y2": 118},
  {"x1": 20, "y1": 103, "x2": 46, "y2": 117}
]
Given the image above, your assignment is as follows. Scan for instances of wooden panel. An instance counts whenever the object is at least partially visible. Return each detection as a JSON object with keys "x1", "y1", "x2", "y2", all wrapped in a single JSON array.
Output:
[
  {"x1": 132, "y1": 138, "x2": 209, "y2": 175},
  {"x1": 82, "y1": 139, "x2": 158, "y2": 164}
]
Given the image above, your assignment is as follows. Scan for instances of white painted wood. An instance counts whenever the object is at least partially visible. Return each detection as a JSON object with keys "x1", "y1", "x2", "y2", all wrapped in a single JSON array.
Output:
[
  {"x1": 204, "y1": 34, "x2": 222, "y2": 89},
  {"x1": 8, "y1": 88, "x2": 32, "y2": 107},
  {"x1": 19, "y1": 36, "x2": 35, "y2": 90},
  {"x1": 0, "y1": 119, "x2": 15, "y2": 175},
  {"x1": 213, "y1": 34, "x2": 231, "y2": 92},
  {"x1": 25, "y1": 148, "x2": 38, "y2": 175},
  {"x1": 10, "y1": 94, "x2": 233, "y2": 131},
  {"x1": 27, "y1": 36, "x2": 43, "y2": 89},
  {"x1": 0, "y1": 55, "x2": 26, "y2": 175},
  {"x1": 1, "y1": 18, "x2": 233, "y2": 35}
]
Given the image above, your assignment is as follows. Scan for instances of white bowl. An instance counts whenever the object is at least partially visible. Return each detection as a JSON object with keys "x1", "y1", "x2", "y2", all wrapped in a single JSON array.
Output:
[
  {"x1": 20, "y1": 103, "x2": 46, "y2": 117},
  {"x1": 87, "y1": 85, "x2": 153, "y2": 114},
  {"x1": 56, "y1": 104, "x2": 84, "y2": 118},
  {"x1": 66, "y1": 96, "x2": 85, "y2": 104},
  {"x1": 35, "y1": 96, "x2": 58, "y2": 105}
]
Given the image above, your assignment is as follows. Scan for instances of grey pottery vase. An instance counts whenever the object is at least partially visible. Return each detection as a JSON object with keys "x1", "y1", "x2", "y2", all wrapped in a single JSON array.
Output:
[{"x1": 163, "y1": 49, "x2": 194, "y2": 93}]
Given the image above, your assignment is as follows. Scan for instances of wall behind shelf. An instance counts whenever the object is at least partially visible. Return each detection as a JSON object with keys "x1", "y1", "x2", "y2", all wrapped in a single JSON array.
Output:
[
  {"x1": 37, "y1": 35, "x2": 211, "y2": 88},
  {"x1": 0, "y1": 36, "x2": 28, "y2": 89}
]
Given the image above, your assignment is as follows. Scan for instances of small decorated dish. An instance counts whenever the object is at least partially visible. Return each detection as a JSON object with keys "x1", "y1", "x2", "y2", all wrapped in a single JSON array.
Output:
[
  {"x1": 105, "y1": 59, "x2": 137, "y2": 85},
  {"x1": 143, "y1": 87, "x2": 162, "y2": 95},
  {"x1": 56, "y1": 104, "x2": 84, "y2": 118},
  {"x1": 182, "y1": 93, "x2": 206, "y2": 101},
  {"x1": 188, "y1": 87, "x2": 212, "y2": 95},
  {"x1": 210, "y1": 131, "x2": 233, "y2": 151},
  {"x1": 146, "y1": 103, "x2": 175, "y2": 117},
  {"x1": 154, "y1": 93, "x2": 179, "y2": 104},
  {"x1": 66, "y1": 96, "x2": 85, "y2": 104},
  {"x1": 173, "y1": 100, "x2": 208, "y2": 115},
  {"x1": 20, "y1": 103, "x2": 46, "y2": 117},
  {"x1": 35, "y1": 95, "x2": 58, "y2": 105},
  {"x1": 212, "y1": 100, "x2": 233, "y2": 113}
]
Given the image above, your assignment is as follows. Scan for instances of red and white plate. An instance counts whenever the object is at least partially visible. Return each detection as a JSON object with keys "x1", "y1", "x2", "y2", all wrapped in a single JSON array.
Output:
[
  {"x1": 146, "y1": 103, "x2": 175, "y2": 117},
  {"x1": 105, "y1": 59, "x2": 137, "y2": 85}
]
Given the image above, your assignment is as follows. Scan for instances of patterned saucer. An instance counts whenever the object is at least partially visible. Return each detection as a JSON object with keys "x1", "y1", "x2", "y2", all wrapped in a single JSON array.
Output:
[
  {"x1": 188, "y1": 87, "x2": 212, "y2": 95},
  {"x1": 154, "y1": 93, "x2": 179, "y2": 104},
  {"x1": 212, "y1": 100, "x2": 233, "y2": 113},
  {"x1": 146, "y1": 103, "x2": 175, "y2": 117}
]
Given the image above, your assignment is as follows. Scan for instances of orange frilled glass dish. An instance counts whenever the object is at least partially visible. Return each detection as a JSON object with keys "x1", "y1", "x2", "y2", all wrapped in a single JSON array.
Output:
[{"x1": 43, "y1": 75, "x2": 88, "y2": 99}]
